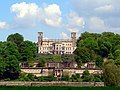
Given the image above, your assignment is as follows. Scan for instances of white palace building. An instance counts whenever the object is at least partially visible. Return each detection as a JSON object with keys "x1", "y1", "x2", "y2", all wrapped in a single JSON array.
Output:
[{"x1": 38, "y1": 32, "x2": 77, "y2": 54}]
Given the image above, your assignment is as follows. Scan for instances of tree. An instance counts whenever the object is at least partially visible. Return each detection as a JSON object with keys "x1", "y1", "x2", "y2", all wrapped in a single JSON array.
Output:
[
  {"x1": 0, "y1": 42, "x2": 20, "y2": 80},
  {"x1": 37, "y1": 59, "x2": 46, "y2": 67},
  {"x1": 52, "y1": 55, "x2": 61, "y2": 62},
  {"x1": 61, "y1": 54, "x2": 75, "y2": 62},
  {"x1": 7, "y1": 33, "x2": 24, "y2": 47},
  {"x1": 4, "y1": 55, "x2": 20, "y2": 80},
  {"x1": 81, "y1": 70, "x2": 92, "y2": 82},
  {"x1": 3, "y1": 42, "x2": 20, "y2": 60},
  {"x1": 74, "y1": 47, "x2": 96, "y2": 63},
  {"x1": 70, "y1": 73, "x2": 81, "y2": 82},
  {"x1": 93, "y1": 74, "x2": 102, "y2": 82},
  {"x1": 0, "y1": 58, "x2": 6, "y2": 79},
  {"x1": 103, "y1": 62, "x2": 120, "y2": 86},
  {"x1": 61, "y1": 75, "x2": 70, "y2": 81},
  {"x1": 19, "y1": 40, "x2": 37, "y2": 62},
  {"x1": 95, "y1": 55, "x2": 103, "y2": 68}
]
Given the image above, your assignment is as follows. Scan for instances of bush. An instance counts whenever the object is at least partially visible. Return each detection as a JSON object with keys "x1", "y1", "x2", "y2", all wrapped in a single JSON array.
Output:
[
  {"x1": 70, "y1": 74, "x2": 81, "y2": 82},
  {"x1": 93, "y1": 74, "x2": 102, "y2": 82},
  {"x1": 38, "y1": 75, "x2": 57, "y2": 82},
  {"x1": 18, "y1": 73, "x2": 37, "y2": 81},
  {"x1": 81, "y1": 70, "x2": 92, "y2": 82},
  {"x1": 61, "y1": 75, "x2": 70, "y2": 81}
]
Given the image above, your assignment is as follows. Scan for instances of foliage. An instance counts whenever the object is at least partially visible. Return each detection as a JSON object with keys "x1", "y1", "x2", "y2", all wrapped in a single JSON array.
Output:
[
  {"x1": 61, "y1": 75, "x2": 70, "y2": 81},
  {"x1": 75, "y1": 32, "x2": 120, "y2": 68},
  {"x1": 19, "y1": 40, "x2": 37, "y2": 62},
  {"x1": 61, "y1": 71, "x2": 70, "y2": 81},
  {"x1": 81, "y1": 70, "x2": 93, "y2": 82},
  {"x1": 95, "y1": 56, "x2": 103, "y2": 68},
  {"x1": 93, "y1": 74, "x2": 103, "y2": 82},
  {"x1": 18, "y1": 73, "x2": 37, "y2": 81},
  {"x1": 36, "y1": 54, "x2": 75, "y2": 64},
  {"x1": 70, "y1": 73, "x2": 81, "y2": 82},
  {"x1": 38, "y1": 75, "x2": 57, "y2": 82},
  {"x1": 103, "y1": 62, "x2": 120, "y2": 86},
  {"x1": 0, "y1": 42, "x2": 20, "y2": 80},
  {"x1": 61, "y1": 54, "x2": 75, "y2": 62},
  {"x1": 7, "y1": 33, "x2": 24, "y2": 47}
]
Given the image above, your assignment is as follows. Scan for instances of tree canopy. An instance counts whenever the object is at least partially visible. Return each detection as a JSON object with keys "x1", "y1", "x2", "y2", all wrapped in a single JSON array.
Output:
[
  {"x1": 74, "y1": 32, "x2": 120, "y2": 67},
  {"x1": 0, "y1": 42, "x2": 20, "y2": 80}
]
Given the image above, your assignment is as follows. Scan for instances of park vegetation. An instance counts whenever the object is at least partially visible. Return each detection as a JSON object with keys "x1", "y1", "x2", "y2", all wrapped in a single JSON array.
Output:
[
  {"x1": 0, "y1": 32, "x2": 120, "y2": 86},
  {"x1": 74, "y1": 32, "x2": 120, "y2": 86}
]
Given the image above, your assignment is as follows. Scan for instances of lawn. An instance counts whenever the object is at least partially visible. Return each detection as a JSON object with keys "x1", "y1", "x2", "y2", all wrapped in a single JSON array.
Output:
[{"x1": 0, "y1": 86, "x2": 119, "y2": 90}]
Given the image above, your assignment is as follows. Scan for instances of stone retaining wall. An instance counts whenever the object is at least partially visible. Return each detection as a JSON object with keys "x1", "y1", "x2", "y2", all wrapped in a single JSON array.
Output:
[{"x1": 0, "y1": 81, "x2": 104, "y2": 86}]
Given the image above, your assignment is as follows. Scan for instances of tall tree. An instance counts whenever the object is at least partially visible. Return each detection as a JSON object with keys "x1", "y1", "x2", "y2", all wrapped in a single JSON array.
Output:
[
  {"x1": 19, "y1": 40, "x2": 37, "y2": 62},
  {"x1": 103, "y1": 62, "x2": 120, "y2": 86},
  {"x1": 7, "y1": 33, "x2": 24, "y2": 47},
  {"x1": 0, "y1": 42, "x2": 20, "y2": 80},
  {"x1": 4, "y1": 55, "x2": 20, "y2": 79}
]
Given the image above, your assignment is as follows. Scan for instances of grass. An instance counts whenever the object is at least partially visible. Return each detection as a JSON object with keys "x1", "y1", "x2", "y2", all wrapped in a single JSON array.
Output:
[{"x1": 0, "y1": 86, "x2": 120, "y2": 90}]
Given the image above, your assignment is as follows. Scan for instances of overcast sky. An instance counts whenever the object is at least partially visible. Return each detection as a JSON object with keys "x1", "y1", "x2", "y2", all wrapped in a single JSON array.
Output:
[{"x1": 0, "y1": 0, "x2": 120, "y2": 42}]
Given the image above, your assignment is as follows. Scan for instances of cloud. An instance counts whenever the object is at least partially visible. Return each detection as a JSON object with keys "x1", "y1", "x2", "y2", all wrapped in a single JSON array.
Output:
[
  {"x1": 95, "y1": 4, "x2": 114, "y2": 12},
  {"x1": 70, "y1": 0, "x2": 120, "y2": 17},
  {"x1": 11, "y1": 2, "x2": 40, "y2": 18},
  {"x1": 43, "y1": 37, "x2": 49, "y2": 39},
  {"x1": 71, "y1": 0, "x2": 112, "y2": 14},
  {"x1": 10, "y1": 2, "x2": 62, "y2": 28},
  {"x1": 70, "y1": 0, "x2": 120, "y2": 34},
  {"x1": 44, "y1": 4, "x2": 62, "y2": 27},
  {"x1": 88, "y1": 17, "x2": 107, "y2": 32},
  {"x1": 0, "y1": 21, "x2": 8, "y2": 29},
  {"x1": 87, "y1": 16, "x2": 120, "y2": 33},
  {"x1": 66, "y1": 12, "x2": 85, "y2": 33},
  {"x1": 60, "y1": 32, "x2": 69, "y2": 39},
  {"x1": 68, "y1": 12, "x2": 85, "y2": 27},
  {"x1": 68, "y1": 28, "x2": 79, "y2": 33}
]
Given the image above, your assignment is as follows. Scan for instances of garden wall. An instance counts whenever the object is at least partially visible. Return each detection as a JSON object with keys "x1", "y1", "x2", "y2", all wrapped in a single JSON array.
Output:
[{"x1": 0, "y1": 81, "x2": 104, "y2": 86}]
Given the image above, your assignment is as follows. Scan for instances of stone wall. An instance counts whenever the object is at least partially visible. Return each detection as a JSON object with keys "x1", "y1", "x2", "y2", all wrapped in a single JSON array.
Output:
[
  {"x1": 21, "y1": 68, "x2": 102, "y2": 77},
  {"x1": 0, "y1": 81, "x2": 104, "y2": 86},
  {"x1": 21, "y1": 68, "x2": 49, "y2": 77}
]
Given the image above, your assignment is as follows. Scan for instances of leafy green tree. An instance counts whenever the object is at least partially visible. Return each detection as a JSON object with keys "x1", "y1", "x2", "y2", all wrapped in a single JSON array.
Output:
[
  {"x1": 3, "y1": 42, "x2": 20, "y2": 60},
  {"x1": 70, "y1": 73, "x2": 81, "y2": 82},
  {"x1": 74, "y1": 47, "x2": 96, "y2": 63},
  {"x1": 52, "y1": 55, "x2": 61, "y2": 62},
  {"x1": 37, "y1": 59, "x2": 46, "y2": 67},
  {"x1": 4, "y1": 55, "x2": 20, "y2": 80},
  {"x1": 19, "y1": 40, "x2": 37, "y2": 62},
  {"x1": 7, "y1": 33, "x2": 24, "y2": 47},
  {"x1": 81, "y1": 70, "x2": 92, "y2": 82},
  {"x1": 74, "y1": 32, "x2": 120, "y2": 67},
  {"x1": 95, "y1": 55, "x2": 103, "y2": 67},
  {"x1": 61, "y1": 54, "x2": 75, "y2": 62},
  {"x1": 0, "y1": 58, "x2": 6, "y2": 79},
  {"x1": 113, "y1": 49, "x2": 120, "y2": 59},
  {"x1": 93, "y1": 74, "x2": 102, "y2": 82},
  {"x1": 103, "y1": 62, "x2": 120, "y2": 86},
  {"x1": 61, "y1": 75, "x2": 70, "y2": 81},
  {"x1": 0, "y1": 42, "x2": 20, "y2": 80}
]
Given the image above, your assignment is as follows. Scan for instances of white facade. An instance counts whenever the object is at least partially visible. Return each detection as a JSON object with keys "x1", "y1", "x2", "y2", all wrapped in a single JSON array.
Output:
[{"x1": 38, "y1": 32, "x2": 77, "y2": 54}]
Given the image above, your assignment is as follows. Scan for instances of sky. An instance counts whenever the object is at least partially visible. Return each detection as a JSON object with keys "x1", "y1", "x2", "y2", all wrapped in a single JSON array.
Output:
[{"x1": 0, "y1": 0, "x2": 120, "y2": 42}]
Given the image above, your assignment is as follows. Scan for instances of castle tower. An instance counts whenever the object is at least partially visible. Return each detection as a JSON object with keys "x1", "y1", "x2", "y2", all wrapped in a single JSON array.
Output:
[
  {"x1": 71, "y1": 32, "x2": 77, "y2": 47},
  {"x1": 38, "y1": 32, "x2": 43, "y2": 53}
]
